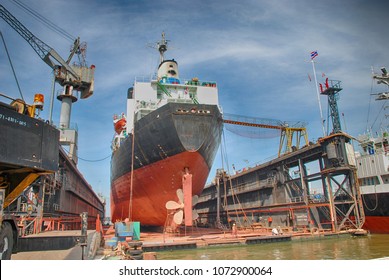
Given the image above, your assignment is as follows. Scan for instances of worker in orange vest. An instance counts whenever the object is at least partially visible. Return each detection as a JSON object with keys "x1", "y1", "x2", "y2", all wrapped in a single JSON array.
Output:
[{"x1": 268, "y1": 216, "x2": 273, "y2": 227}]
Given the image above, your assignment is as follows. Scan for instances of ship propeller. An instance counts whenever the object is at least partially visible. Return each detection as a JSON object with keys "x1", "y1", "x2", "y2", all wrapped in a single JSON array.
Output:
[{"x1": 165, "y1": 188, "x2": 199, "y2": 225}]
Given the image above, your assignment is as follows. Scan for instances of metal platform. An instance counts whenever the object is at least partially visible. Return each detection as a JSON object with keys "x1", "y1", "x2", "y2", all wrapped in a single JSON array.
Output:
[{"x1": 196, "y1": 132, "x2": 365, "y2": 233}]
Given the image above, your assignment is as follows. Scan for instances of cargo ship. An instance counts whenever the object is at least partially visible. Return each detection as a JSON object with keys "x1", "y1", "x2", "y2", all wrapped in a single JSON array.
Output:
[
  {"x1": 356, "y1": 131, "x2": 389, "y2": 233},
  {"x1": 355, "y1": 67, "x2": 389, "y2": 233},
  {"x1": 110, "y1": 33, "x2": 223, "y2": 226}
]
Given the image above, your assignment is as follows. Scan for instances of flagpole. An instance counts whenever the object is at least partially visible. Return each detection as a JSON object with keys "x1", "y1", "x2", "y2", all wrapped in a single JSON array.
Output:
[{"x1": 311, "y1": 58, "x2": 326, "y2": 136}]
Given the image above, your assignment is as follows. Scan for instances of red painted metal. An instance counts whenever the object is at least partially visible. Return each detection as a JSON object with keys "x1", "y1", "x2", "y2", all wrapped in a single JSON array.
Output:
[
  {"x1": 182, "y1": 171, "x2": 193, "y2": 226},
  {"x1": 363, "y1": 216, "x2": 389, "y2": 234},
  {"x1": 111, "y1": 151, "x2": 209, "y2": 226},
  {"x1": 54, "y1": 148, "x2": 105, "y2": 227}
]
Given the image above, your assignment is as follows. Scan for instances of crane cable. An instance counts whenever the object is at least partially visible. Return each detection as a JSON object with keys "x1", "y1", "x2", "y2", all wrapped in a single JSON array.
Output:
[
  {"x1": 365, "y1": 75, "x2": 375, "y2": 132},
  {"x1": 8, "y1": 0, "x2": 75, "y2": 42},
  {"x1": 61, "y1": 146, "x2": 111, "y2": 162},
  {"x1": 371, "y1": 100, "x2": 387, "y2": 132},
  {"x1": 0, "y1": 31, "x2": 24, "y2": 101}
]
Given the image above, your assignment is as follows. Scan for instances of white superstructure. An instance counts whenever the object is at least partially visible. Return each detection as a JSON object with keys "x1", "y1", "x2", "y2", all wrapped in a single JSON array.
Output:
[{"x1": 355, "y1": 132, "x2": 389, "y2": 195}]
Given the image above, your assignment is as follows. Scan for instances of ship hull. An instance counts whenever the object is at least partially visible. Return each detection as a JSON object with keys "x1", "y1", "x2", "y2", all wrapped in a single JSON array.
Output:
[
  {"x1": 362, "y1": 192, "x2": 389, "y2": 234},
  {"x1": 110, "y1": 102, "x2": 222, "y2": 226}
]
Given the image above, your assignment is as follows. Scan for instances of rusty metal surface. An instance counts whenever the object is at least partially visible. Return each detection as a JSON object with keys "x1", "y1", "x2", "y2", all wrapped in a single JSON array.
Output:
[{"x1": 196, "y1": 133, "x2": 364, "y2": 233}]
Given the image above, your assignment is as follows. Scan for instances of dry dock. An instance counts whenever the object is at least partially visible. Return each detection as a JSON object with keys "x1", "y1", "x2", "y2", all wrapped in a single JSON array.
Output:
[
  {"x1": 9, "y1": 225, "x2": 366, "y2": 260},
  {"x1": 96, "y1": 226, "x2": 361, "y2": 260}
]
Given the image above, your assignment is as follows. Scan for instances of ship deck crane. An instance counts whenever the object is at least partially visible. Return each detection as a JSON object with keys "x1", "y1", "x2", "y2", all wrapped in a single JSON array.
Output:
[
  {"x1": 0, "y1": 3, "x2": 95, "y2": 259},
  {"x1": 0, "y1": 4, "x2": 95, "y2": 100},
  {"x1": 222, "y1": 113, "x2": 309, "y2": 157},
  {"x1": 0, "y1": 3, "x2": 95, "y2": 164}
]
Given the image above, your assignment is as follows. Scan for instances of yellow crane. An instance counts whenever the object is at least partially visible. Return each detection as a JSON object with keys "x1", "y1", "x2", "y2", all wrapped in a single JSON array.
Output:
[{"x1": 222, "y1": 113, "x2": 309, "y2": 156}]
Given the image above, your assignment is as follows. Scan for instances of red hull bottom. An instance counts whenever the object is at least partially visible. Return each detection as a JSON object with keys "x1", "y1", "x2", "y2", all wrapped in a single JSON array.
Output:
[
  {"x1": 111, "y1": 151, "x2": 209, "y2": 226},
  {"x1": 363, "y1": 216, "x2": 389, "y2": 234}
]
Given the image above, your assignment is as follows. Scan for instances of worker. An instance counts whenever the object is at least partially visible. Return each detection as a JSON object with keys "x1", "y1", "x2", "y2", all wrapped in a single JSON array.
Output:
[
  {"x1": 268, "y1": 216, "x2": 273, "y2": 227},
  {"x1": 232, "y1": 223, "x2": 237, "y2": 238}
]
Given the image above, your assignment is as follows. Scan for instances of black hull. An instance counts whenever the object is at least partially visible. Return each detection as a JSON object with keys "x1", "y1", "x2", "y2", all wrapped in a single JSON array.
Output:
[
  {"x1": 111, "y1": 102, "x2": 223, "y2": 182},
  {"x1": 362, "y1": 192, "x2": 389, "y2": 216},
  {"x1": 0, "y1": 103, "x2": 59, "y2": 172},
  {"x1": 110, "y1": 102, "x2": 223, "y2": 224},
  {"x1": 0, "y1": 102, "x2": 104, "y2": 229},
  {"x1": 362, "y1": 192, "x2": 389, "y2": 233}
]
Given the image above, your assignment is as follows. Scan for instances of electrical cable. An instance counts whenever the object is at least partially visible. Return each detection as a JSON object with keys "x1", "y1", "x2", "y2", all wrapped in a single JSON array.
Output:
[
  {"x1": 61, "y1": 146, "x2": 111, "y2": 162},
  {"x1": 8, "y1": 0, "x2": 75, "y2": 42},
  {"x1": 371, "y1": 100, "x2": 387, "y2": 132},
  {"x1": 0, "y1": 31, "x2": 24, "y2": 101},
  {"x1": 366, "y1": 74, "x2": 375, "y2": 132}
]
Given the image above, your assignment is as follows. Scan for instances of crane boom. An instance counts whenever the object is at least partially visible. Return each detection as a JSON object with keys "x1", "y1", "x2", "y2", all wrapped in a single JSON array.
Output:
[
  {"x1": 0, "y1": 4, "x2": 94, "y2": 99},
  {"x1": 223, "y1": 119, "x2": 283, "y2": 130},
  {"x1": 222, "y1": 113, "x2": 309, "y2": 156}
]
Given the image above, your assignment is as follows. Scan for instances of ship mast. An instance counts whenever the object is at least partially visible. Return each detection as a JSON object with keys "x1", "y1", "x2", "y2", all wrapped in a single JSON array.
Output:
[
  {"x1": 157, "y1": 32, "x2": 168, "y2": 63},
  {"x1": 374, "y1": 67, "x2": 389, "y2": 86},
  {"x1": 372, "y1": 67, "x2": 389, "y2": 100}
]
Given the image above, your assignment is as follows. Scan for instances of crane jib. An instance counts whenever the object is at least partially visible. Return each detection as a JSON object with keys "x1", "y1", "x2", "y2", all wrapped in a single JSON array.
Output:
[{"x1": 0, "y1": 4, "x2": 94, "y2": 99}]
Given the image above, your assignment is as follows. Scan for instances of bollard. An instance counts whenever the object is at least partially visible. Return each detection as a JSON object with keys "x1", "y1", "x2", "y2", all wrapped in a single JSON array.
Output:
[{"x1": 80, "y1": 212, "x2": 88, "y2": 260}]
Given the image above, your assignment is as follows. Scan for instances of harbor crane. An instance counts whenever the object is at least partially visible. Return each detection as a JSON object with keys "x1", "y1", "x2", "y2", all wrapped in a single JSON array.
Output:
[
  {"x1": 0, "y1": 3, "x2": 96, "y2": 259},
  {"x1": 0, "y1": 3, "x2": 95, "y2": 163},
  {"x1": 222, "y1": 113, "x2": 309, "y2": 157},
  {"x1": 0, "y1": 4, "x2": 95, "y2": 100}
]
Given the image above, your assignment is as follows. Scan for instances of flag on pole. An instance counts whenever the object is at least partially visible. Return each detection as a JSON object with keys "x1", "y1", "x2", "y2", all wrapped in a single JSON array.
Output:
[{"x1": 310, "y1": 50, "x2": 318, "y2": 60}]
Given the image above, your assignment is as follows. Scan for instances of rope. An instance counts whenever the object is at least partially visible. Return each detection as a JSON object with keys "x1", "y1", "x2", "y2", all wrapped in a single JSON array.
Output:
[
  {"x1": 371, "y1": 101, "x2": 387, "y2": 132},
  {"x1": 227, "y1": 176, "x2": 249, "y2": 228},
  {"x1": 220, "y1": 128, "x2": 250, "y2": 229},
  {"x1": 129, "y1": 129, "x2": 135, "y2": 221},
  {"x1": 361, "y1": 184, "x2": 379, "y2": 212},
  {"x1": 0, "y1": 31, "x2": 24, "y2": 101},
  {"x1": 220, "y1": 130, "x2": 230, "y2": 224},
  {"x1": 365, "y1": 75, "x2": 374, "y2": 132}
]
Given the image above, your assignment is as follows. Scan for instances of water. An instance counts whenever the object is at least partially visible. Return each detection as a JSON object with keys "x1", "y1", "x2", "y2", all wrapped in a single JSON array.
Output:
[{"x1": 156, "y1": 234, "x2": 389, "y2": 260}]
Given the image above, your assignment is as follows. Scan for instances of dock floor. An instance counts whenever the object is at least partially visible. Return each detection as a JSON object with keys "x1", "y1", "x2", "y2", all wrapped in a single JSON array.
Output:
[
  {"x1": 10, "y1": 227, "x2": 359, "y2": 260},
  {"x1": 98, "y1": 226, "x2": 355, "y2": 260}
]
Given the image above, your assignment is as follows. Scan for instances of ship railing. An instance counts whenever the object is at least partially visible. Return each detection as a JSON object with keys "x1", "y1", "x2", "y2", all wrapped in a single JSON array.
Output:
[
  {"x1": 134, "y1": 75, "x2": 154, "y2": 83},
  {"x1": 135, "y1": 76, "x2": 217, "y2": 87},
  {"x1": 288, "y1": 196, "x2": 305, "y2": 203},
  {"x1": 56, "y1": 89, "x2": 80, "y2": 100},
  {"x1": 198, "y1": 181, "x2": 264, "y2": 203},
  {"x1": 55, "y1": 122, "x2": 78, "y2": 132},
  {"x1": 198, "y1": 193, "x2": 215, "y2": 203},
  {"x1": 358, "y1": 147, "x2": 386, "y2": 157},
  {"x1": 136, "y1": 101, "x2": 159, "y2": 110},
  {"x1": 357, "y1": 134, "x2": 372, "y2": 143},
  {"x1": 327, "y1": 79, "x2": 342, "y2": 89},
  {"x1": 167, "y1": 98, "x2": 193, "y2": 104},
  {"x1": 181, "y1": 78, "x2": 217, "y2": 88},
  {"x1": 111, "y1": 135, "x2": 123, "y2": 151}
]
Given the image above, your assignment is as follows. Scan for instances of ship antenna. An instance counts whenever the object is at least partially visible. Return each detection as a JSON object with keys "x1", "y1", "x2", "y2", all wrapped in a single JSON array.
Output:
[{"x1": 157, "y1": 31, "x2": 169, "y2": 63}]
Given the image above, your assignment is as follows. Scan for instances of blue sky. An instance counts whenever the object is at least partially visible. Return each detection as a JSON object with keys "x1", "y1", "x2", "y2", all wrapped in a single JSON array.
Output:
[{"x1": 1, "y1": 0, "x2": 388, "y2": 217}]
